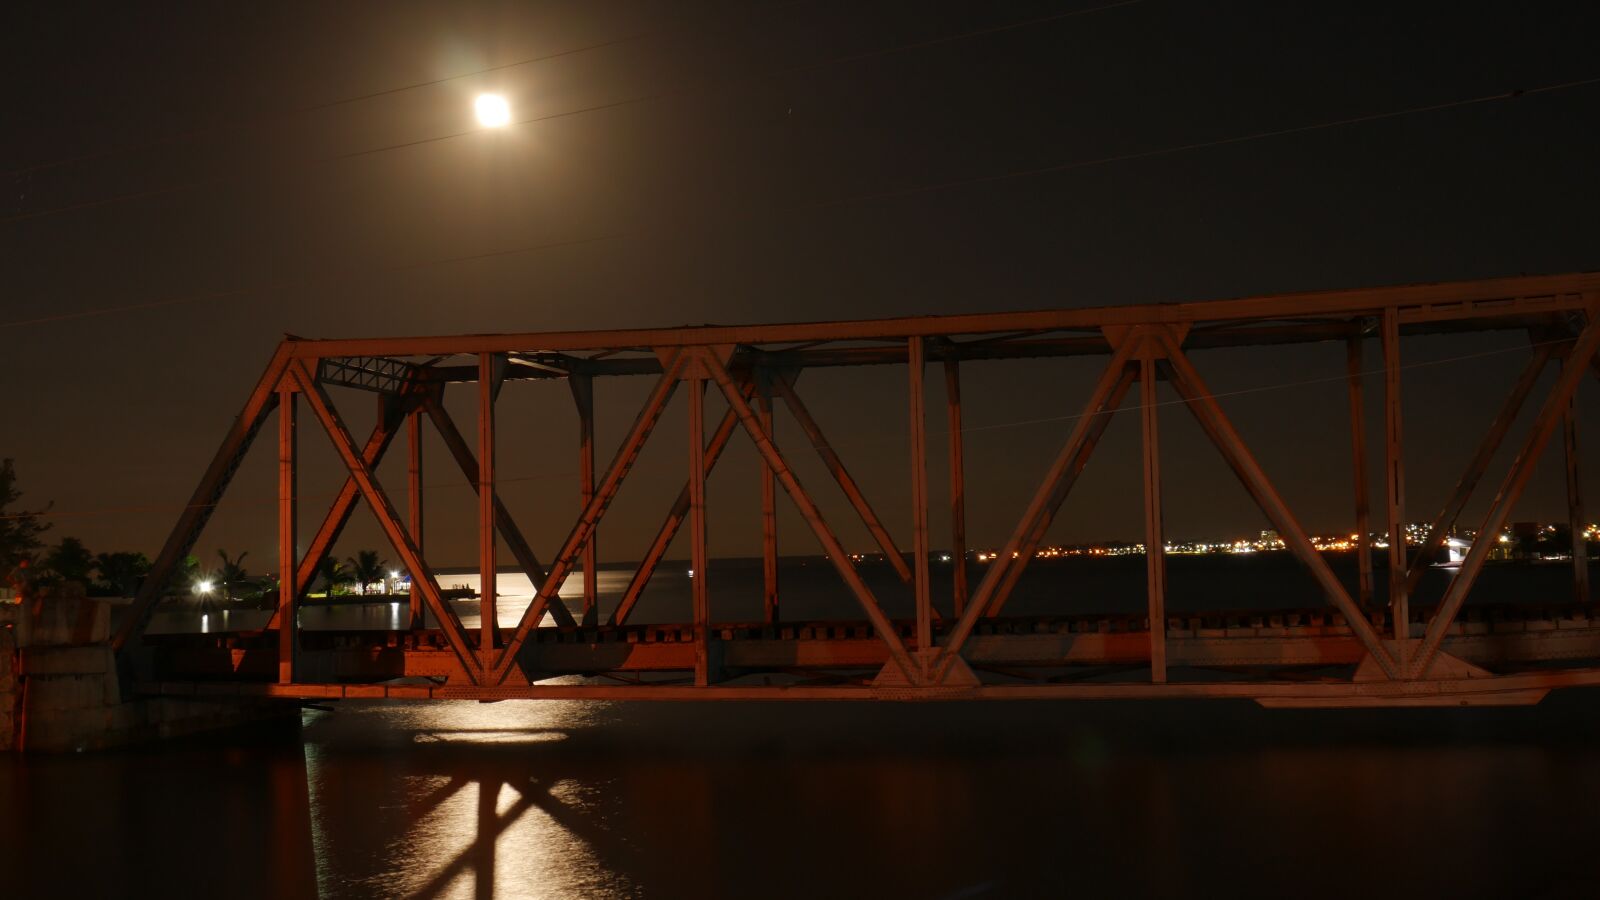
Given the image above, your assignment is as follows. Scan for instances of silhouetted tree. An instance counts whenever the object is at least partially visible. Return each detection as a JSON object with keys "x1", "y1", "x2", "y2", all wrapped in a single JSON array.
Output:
[
  {"x1": 316, "y1": 557, "x2": 352, "y2": 596},
  {"x1": 43, "y1": 536, "x2": 94, "y2": 585},
  {"x1": 94, "y1": 551, "x2": 151, "y2": 597},
  {"x1": 0, "y1": 458, "x2": 50, "y2": 590},
  {"x1": 347, "y1": 549, "x2": 388, "y2": 595},
  {"x1": 216, "y1": 549, "x2": 249, "y2": 601}
]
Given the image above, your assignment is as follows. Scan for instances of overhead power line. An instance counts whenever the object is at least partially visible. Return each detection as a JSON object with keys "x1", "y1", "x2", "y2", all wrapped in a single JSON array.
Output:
[
  {"x1": 2, "y1": 0, "x2": 815, "y2": 178},
  {"x1": 5, "y1": 68, "x2": 1589, "y2": 332}
]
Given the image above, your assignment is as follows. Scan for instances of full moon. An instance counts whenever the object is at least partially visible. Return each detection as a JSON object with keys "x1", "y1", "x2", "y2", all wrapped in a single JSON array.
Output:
[{"x1": 474, "y1": 93, "x2": 511, "y2": 128}]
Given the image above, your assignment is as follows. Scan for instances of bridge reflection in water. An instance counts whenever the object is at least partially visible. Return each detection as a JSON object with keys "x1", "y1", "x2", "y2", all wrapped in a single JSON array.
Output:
[{"x1": 8, "y1": 696, "x2": 1600, "y2": 898}]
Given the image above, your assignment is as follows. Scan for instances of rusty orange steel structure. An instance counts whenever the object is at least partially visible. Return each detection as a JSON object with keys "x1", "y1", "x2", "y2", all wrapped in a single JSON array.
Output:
[{"x1": 115, "y1": 272, "x2": 1600, "y2": 707}]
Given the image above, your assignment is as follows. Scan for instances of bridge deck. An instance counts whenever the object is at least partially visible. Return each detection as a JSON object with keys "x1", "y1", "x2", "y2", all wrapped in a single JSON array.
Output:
[{"x1": 134, "y1": 599, "x2": 1600, "y2": 706}]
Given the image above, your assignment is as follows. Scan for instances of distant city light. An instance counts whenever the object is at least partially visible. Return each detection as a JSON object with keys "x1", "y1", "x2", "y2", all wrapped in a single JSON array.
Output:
[{"x1": 475, "y1": 93, "x2": 511, "y2": 127}]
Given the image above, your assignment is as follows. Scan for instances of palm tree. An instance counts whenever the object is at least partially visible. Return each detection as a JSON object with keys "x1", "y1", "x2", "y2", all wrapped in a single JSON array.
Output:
[
  {"x1": 216, "y1": 549, "x2": 248, "y2": 602},
  {"x1": 315, "y1": 557, "x2": 352, "y2": 596},
  {"x1": 347, "y1": 549, "x2": 389, "y2": 596}
]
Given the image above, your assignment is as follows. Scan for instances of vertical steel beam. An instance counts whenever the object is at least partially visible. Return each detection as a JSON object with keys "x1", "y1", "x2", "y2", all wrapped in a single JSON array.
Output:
[
  {"x1": 759, "y1": 374, "x2": 780, "y2": 624},
  {"x1": 421, "y1": 394, "x2": 579, "y2": 628},
  {"x1": 1415, "y1": 314, "x2": 1600, "y2": 675},
  {"x1": 289, "y1": 361, "x2": 480, "y2": 681},
  {"x1": 909, "y1": 337, "x2": 933, "y2": 660},
  {"x1": 1382, "y1": 309, "x2": 1408, "y2": 643},
  {"x1": 699, "y1": 349, "x2": 922, "y2": 682},
  {"x1": 1564, "y1": 367, "x2": 1590, "y2": 605},
  {"x1": 1140, "y1": 350, "x2": 1167, "y2": 683},
  {"x1": 1405, "y1": 345, "x2": 1553, "y2": 592},
  {"x1": 490, "y1": 360, "x2": 685, "y2": 683},
  {"x1": 688, "y1": 378, "x2": 711, "y2": 686},
  {"x1": 945, "y1": 359, "x2": 969, "y2": 617},
  {"x1": 770, "y1": 376, "x2": 914, "y2": 583},
  {"x1": 407, "y1": 406, "x2": 424, "y2": 629},
  {"x1": 1157, "y1": 333, "x2": 1400, "y2": 679},
  {"x1": 611, "y1": 381, "x2": 754, "y2": 627},
  {"x1": 571, "y1": 375, "x2": 599, "y2": 626},
  {"x1": 277, "y1": 387, "x2": 296, "y2": 684},
  {"x1": 478, "y1": 354, "x2": 497, "y2": 659},
  {"x1": 113, "y1": 346, "x2": 292, "y2": 652},
  {"x1": 1346, "y1": 337, "x2": 1374, "y2": 610}
]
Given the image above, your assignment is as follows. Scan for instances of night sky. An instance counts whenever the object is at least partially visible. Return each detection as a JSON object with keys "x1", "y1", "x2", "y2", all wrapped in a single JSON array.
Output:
[{"x1": 5, "y1": 1, "x2": 1600, "y2": 571}]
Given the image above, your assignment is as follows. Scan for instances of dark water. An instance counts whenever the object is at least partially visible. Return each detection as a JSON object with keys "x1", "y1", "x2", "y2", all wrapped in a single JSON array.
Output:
[
  {"x1": 8, "y1": 556, "x2": 1600, "y2": 899},
  {"x1": 5, "y1": 697, "x2": 1600, "y2": 899}
]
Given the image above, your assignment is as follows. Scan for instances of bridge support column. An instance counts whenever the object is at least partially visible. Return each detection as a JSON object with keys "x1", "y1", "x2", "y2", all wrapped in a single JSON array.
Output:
[
  {"x1": 1563, "y1": 373, "x2": 1589, "y2": 605},
  {"x1": 909, "y1": 337, "x2": 933, "y2": 673},
  {"x1": 571, "y1": 374, "x2": 599, "y2": 626},
  {"x1": 407, "y1": 405, "x2": 424, "y2": 629},
  {"x1": 1346, "y1": 337, "x2": 1374, "y2": 610},
  {"x1": 1382, "y1": 309, "x2": 1409, "y2": 651},
  {"x1": 759, "y1": 373, "x2": 779, "y2": 624},
  {"x1": 945, "y1": 358, "x2": 968, "y2": 618},
  {"x1": 688, "y1": 375, "x2": 711, "y2": 687},
  {"x1": 478, "y1": 354, "x2": 500, "y2": 665},
  {"x1": 1139, "y1": 346, "x2": 1167, "y2": 684},
  {"x1": 276, "y1": 384, "x2": 297, "y2": 684}
]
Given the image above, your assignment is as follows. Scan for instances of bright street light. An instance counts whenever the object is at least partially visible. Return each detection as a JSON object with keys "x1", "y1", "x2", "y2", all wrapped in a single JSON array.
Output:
[
  {"x1": 196, "y1": 580, "x2": 214, "y2": 595},
  {"x1": 475, "y1": 94, "x2": 511, "y2": 128}
]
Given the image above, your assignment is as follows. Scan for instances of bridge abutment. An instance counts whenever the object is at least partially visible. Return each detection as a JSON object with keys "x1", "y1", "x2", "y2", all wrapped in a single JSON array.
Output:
[{"x1": 2, "y1": 589, "x2": 296, "y2": 753}]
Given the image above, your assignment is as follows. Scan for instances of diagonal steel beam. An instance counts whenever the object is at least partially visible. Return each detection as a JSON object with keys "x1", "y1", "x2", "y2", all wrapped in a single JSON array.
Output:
[
  {"x1": 769, "y1": 375, "x2": 914, "y2": 583},
  {"x1": 488, "y1": 358, "x2": 686, "y2": 683},
  {"x1": 1414, "y1": 314, "x2": 1600, "y2": 675},
  {"x1": 609, "y1": 378, "x2": 757, "y2": 627},
  {"x1": 986, "y1": 366, "x2": 1137, "y2": 617},
  {"x1": 114, "y1": 344, "x2": 293, "y2": 652},
  {"x1": 1157, "y1": 332, "x2": 1400, "y2": 680},
  {"x1": 699, "y1": 348, "x2": 922, "y2": 683},
  {"x1": 264, "y1": 393, "x2": 412, "y2": 631},
  {"x1": 935, "y1": 339, "x2": 1140, "y2": 675},
  {"x1": 1404, "y1": 344, "x2": 1555, "y2": 593},
  {"x1": 421, "y1": 392, "x2": 579, "y2": 628},
  {"x1": 290, "y1": 360, "x2": 481, "y2": 682}
]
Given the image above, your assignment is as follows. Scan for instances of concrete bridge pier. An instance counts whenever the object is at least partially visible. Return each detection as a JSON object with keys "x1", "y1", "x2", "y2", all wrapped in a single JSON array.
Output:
[{"x1": 2, "y1": 586, "x2": 296, "y2": 753}]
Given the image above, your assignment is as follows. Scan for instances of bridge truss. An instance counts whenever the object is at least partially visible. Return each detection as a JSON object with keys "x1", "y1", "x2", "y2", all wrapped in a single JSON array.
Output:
[{"x1": 116, "y1": 272, "x2": 1600, "y2": 706}]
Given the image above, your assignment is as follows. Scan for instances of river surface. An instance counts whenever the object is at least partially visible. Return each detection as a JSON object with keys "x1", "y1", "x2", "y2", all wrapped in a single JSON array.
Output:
[{"x1": 6, "y1": 556, "x2": 1600, "y2": 898}]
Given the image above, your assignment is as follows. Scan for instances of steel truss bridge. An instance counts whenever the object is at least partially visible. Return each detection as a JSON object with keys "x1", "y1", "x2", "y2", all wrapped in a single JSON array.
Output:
[{"x1": 114, "y1": 272, "x2": 1600, "y2": 707}]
